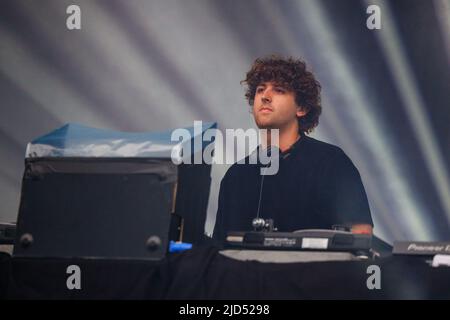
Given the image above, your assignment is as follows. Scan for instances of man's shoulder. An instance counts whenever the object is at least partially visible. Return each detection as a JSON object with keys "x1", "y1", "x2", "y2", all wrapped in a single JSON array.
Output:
[
  {"x1": 221, "y1": 137, "x2": 353, "y2": 181},
  {"x1": 303, "y1": 136, "x2": 359, "y2": 175},
  {"x1": 302, "y1": 135, "x2": 346, "y2": 160}
]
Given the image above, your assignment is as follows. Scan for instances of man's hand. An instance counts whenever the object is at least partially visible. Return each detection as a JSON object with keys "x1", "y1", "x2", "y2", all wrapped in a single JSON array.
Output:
[{"x1": 351, "y1": 224, "x2": 373, "y2": 235}]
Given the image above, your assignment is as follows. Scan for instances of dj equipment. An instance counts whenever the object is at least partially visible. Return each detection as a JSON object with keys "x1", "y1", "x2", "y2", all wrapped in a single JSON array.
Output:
[
  {"x1": 13, "y1": 123, "x2": 215, "y2": 260},
  {"x1": 14, "y1": 158, "x2": 175, "y2": 260},
  {"x1": 226, "y1": 229, "x2": 372, "y2": 253},
  {"x1": 393, "y1": 241, "x2": 450, "y2": 256}
]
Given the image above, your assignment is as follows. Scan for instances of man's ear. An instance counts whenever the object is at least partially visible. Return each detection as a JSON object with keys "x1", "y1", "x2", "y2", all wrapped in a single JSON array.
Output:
[{"x1": 296, "y1": 106, "x2": 307, "y2": 118}]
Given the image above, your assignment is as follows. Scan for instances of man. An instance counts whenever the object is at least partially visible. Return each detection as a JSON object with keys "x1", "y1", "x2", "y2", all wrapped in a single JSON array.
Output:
[{"x1": 212, "y1": 55, "x2": 373, "y2": 243}]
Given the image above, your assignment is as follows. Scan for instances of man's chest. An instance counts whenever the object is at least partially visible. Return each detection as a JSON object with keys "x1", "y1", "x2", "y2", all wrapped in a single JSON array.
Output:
[{"x1": 228, "y1": 163, "x2": 319, "y2": 211}]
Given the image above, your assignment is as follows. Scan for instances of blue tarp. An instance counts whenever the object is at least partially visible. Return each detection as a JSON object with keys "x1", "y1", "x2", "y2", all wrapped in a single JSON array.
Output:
[{"x1": 25, "y1": 122, "x2": 217, "y2": 159}]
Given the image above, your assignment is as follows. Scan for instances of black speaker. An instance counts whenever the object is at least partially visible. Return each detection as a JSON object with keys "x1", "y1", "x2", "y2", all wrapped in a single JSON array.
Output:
[{"x1": 14, "y1": 158, "x2": 176, "y2": 260}]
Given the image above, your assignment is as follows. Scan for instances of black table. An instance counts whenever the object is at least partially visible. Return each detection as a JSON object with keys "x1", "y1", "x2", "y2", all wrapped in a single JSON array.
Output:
[{"x1": 1, "y1": 246, "x2": 450, "y2": 299}]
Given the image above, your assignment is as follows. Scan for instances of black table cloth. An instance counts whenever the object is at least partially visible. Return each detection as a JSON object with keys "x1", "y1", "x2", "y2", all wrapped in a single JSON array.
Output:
[{"x1": 1, "y1": 246, "x2": 449, "y2": 300}]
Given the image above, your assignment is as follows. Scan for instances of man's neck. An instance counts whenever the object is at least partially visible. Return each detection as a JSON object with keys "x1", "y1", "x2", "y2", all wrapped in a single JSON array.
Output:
[
  {"x1": 278, "y1": 128, "x2": 300, "y2": 152},
  {"x1": 263, "y1": 123, "x2": 301, "y2": 152}
]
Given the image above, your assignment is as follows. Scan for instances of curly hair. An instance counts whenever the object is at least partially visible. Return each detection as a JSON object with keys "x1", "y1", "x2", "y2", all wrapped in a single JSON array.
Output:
[{"x1": 241, "y1": 55, "x2": 322, "y2": 134}]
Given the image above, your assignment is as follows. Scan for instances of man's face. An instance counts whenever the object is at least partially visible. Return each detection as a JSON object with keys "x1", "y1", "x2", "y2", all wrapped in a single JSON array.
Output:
[{"x1": 252, "y1": 82, "x2": 305, "y2": 131}]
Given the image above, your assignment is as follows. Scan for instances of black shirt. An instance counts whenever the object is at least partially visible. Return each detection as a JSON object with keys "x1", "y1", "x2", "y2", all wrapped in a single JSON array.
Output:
[{"x1": 212, "y1": 134, "x2": 373, "y2": 243}]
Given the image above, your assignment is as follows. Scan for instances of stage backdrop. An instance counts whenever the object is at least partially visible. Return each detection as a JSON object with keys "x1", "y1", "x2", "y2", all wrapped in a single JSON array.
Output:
[{"x1": 1, "y1": 0, "x2": 449, "y2": 244}]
